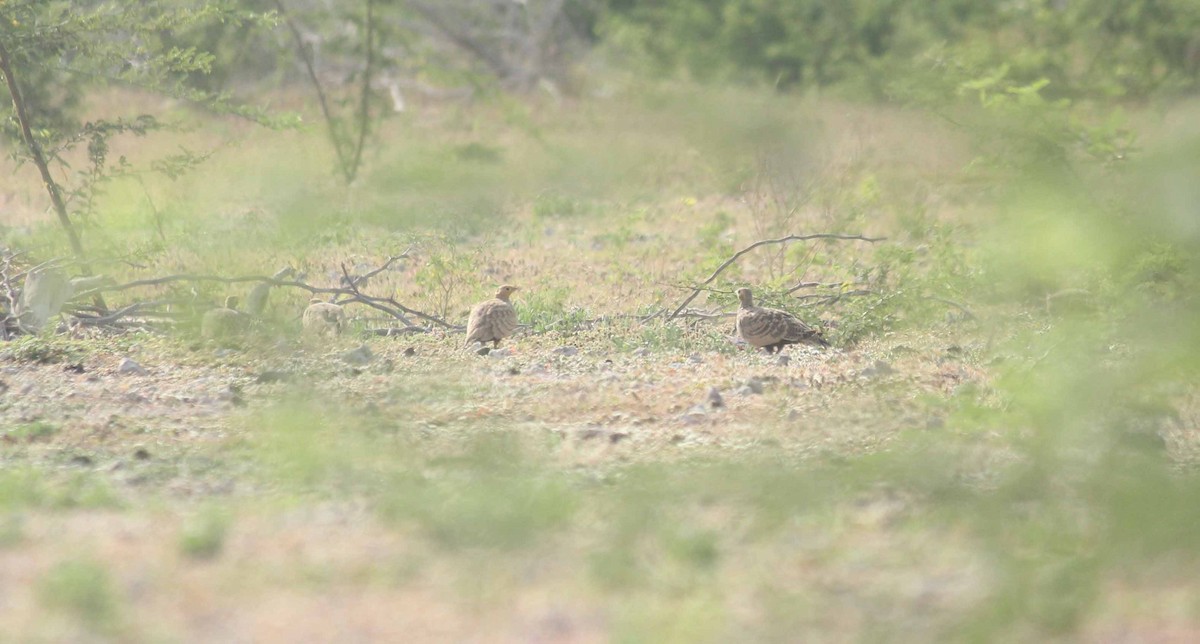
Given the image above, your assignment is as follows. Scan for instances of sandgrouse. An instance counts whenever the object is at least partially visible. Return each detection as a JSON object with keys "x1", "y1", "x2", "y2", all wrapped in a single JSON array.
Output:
[
  {"x1": 736, "y1": 287, "x2": 829, "y2": 353},
  {"x1": 303, "y1": 298, "x2": 347, "y2": 337},
  {"x1": 245, "y1": 267, "x2": 295, "y2": 316},
  {"x1": 465, "y1": 285, "x2": 519, "y2": 348},
  {"x1": 201, "y1": 296, "x2": 246, "y2": 340}
]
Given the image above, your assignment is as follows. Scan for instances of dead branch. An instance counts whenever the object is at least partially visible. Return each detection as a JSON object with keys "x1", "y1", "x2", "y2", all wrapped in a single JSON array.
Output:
[
  {"x1": 338, "y1": 262, "x2": 417, "y2": 327},
  {"x1": 70, "y1": 303, "x2": 144, "y2": 326},
  {"x1": 784, "y1": 280, "x2": 857, "y2": 295},
  {"x1": 923, "y1": 295, "x2": 977, "y2": 321},
  {"x1": 794, "y1": 289, "x2": 876, "y2": 307},
  {"x1": 667, "y1": 233, "x2": 885, "y2": 321}
]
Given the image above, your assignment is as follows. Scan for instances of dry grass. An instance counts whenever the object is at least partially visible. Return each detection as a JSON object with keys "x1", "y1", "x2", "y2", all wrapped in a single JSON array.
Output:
[{"x1": 2, "y1": 85, "x2": 1199, "y2": 642}]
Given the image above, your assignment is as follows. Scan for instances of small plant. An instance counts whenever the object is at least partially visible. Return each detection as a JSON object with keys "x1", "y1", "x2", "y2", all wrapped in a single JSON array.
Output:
[
  {"x1": 38, "y1": 558, "x2": 122, "y2": 632},
  {"x1": 519, "y1": 286, "x2": 591, "y2": 334},
  {"x1": 179, "y1": 507, "x2": 231, "y2": 560},
  {"x1": 1, "y1": 336, "x2": 88, "y2": 365},
  {"x1": 532, "y1": 192, "x2": 602, "y2": 219},
  {"x1": 7, "y1": 421, "x2": 60, "y2": 442},
  {"x1": 414, "y1": 245, "x2": 486, "y2": 319}
]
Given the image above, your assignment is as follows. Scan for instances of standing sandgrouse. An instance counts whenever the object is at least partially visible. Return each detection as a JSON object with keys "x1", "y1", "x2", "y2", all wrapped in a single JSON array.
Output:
[
  {"x1": 735, "y1": 287, "x2": 829, "y2": 353},
  {"x1": 465, "y1": 285, "x2": 519, "y2": 348},
  {"x1": 202, "y1": 296, "x2": 246, "y2": 340},
  {"x1": 302, "y1": 298, "x2": 347, "y2": 337}
]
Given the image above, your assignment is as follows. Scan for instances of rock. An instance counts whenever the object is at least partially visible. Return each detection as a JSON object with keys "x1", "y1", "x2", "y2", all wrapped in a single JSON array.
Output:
[
  {"x1": 775, "y1": 355, "x2": 791, "y2": 367},
  {"x1": 737, "y1": 378, "x2": 765, "y2": 395},
  {"x1": 133, "y1": 446, "x2": 151, "y2": 460},
  {"x1": 118, "y1": 358, "x2": 148, "y2": 376},
  {"x1": 403, "y1": 347, "x2": 417, "y2": 357},
  {"x1": 632, "y1": 347, "x2": 650, "y2": 357},
  {"x1": 687, "y1": 353, "x2": 704, "y2": 364},
  {"x1": 707, "y1": 386, "x2": 724, "y2": 409},
  {"x1": 860, "y1": 360, "x2": 895, "y2": 378},
  {"x1": 341, "y1": 344, "x2": 374, "y2": 365},
  {"x1": 552, "y1": 346, "x2": 579, "y2": 356},
  {"x1": 218, "y1": 385, "x2": 245, "y2": 407},
  {"x1": 679, "y1": 405, "x2": 708, "y2": 425},
  {"x1": 487, "y1": 348, "x2": 512, "y2": 359}
]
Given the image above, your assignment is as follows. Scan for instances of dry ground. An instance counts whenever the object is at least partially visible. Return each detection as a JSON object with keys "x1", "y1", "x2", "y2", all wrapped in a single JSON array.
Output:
[{"x1": 3, "y1": 89, "x2": 1199, "y2": 642}]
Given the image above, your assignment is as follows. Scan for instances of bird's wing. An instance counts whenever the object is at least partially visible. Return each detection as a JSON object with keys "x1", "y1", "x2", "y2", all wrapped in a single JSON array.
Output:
[{"x1": 738, "y1": 308, "x2": 787, "y2": 346}]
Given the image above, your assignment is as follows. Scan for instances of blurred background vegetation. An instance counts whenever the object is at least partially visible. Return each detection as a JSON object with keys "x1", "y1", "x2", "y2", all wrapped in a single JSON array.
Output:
[{"x1": 2, "y1": 0, "x2": 1200, "y2": 640}]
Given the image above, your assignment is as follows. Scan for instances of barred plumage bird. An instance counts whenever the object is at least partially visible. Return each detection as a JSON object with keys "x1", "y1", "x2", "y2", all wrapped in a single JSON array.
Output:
[
  {"x1": 245, "y1": 267, "x2": 295, "y2": 316},
  {"x1": 465, "y1": 285, "x2": 519, "y2": 348},
  {"x1": 302, "y1": 298, "x2": 346, "y2": 337},
  {"x1": 202, "y1": 296, "x2": 246, "y2": 340},
  {"x1": 735, "y1": 287, "x2": 828, "y2": 353}
]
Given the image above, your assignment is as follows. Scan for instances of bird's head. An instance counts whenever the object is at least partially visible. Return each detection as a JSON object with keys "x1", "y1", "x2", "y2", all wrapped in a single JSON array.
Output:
[
  {"x1": 736, "y1": 288, "x2": 754, "y2": 307},
  {"x1": 496, "y1": 285, "x2": 520, "y2": 301},
  {"x1": 224, "y1": 295, "x2": 240, "y2": 310}
]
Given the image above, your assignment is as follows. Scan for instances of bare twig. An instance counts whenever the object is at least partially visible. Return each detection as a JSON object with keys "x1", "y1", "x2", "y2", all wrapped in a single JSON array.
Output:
[
  {"x1": 343, "y1": 249, "x2": 412, "y2": 287},
  {"x1": 794, "y1": 289, "x2": 876, "y2": 307},
  {"x1": 338, "y1": 261, "x2": 416, "y2": 326},
  {"x1": 667, "y1": 233, "x2": 885, "y2": 321},
  {"x1": 784, "y1": 280, "x2": 857, "y2": 295},
  {"x1": 70, "y1": 303, "x2": 144, "y2": 326},
  {"x1": 924, "y1": 295, "x2": 977, "y2": 321}
]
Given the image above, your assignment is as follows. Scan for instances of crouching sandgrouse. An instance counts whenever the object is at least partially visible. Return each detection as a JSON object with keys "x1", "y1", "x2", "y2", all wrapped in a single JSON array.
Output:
[
  {"x1": 201, "y1": 296, "x2": 247, "y2": 340},
  {"x1": 736, "y1": 287, "x2": 829, "y2": 353},
  {"x1": 302, "y1": 298, "x2": 346, "y2": 337},
  {"x1": 465, "y1": 285, "x2": 519, "y2": 348}
]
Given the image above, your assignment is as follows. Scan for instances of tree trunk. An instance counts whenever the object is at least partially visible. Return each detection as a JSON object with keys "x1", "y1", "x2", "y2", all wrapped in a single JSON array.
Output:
[{"x1": 0, "y1": 40, "x2": 107, "y2": 312}]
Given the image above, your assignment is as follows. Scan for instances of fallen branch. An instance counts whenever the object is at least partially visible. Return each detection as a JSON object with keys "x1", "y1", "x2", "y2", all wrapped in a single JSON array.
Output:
[
  {"x1": 667, "y1": 233, "x2": 885, "y2": 321},
  {"x1": 69, "y1": 252, "x2": 452, "y2": 330}
]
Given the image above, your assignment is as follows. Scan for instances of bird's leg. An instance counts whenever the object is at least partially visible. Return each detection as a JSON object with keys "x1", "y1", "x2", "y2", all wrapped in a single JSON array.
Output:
[{"x1": 493, "y1": 339, "x2": 502, "y2": 348}]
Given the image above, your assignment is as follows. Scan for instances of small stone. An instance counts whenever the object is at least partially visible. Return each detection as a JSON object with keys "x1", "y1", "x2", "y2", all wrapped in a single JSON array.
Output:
[
  {"x1": 679, "y1": 405, "x2": 708, "y2": 425},
  {"x1": 218, "y1": 385, "x2": 245, "y2": 407},
  {"x1": 707, "y1": 387, "x2": 724, "y2": 409},
  {"x1": 341, "y1": 344, "x2": 374, "y2": 365},
  {"x1": 133, "y1": 447, "x2": 151, "y2": 460},
  {"x1": 552, "y1": 346, "x2": 579, "y2": 356},
  {"x1": 740, "y1": 378, "x2": 765, "y2": 395},
  {"x1": 687, "y1": 353, "x2": 704, "y2": 364},
  {"x1": 632, "y1": 347, "x2": 650, "y2": 357},
  {"x1": 403, "y1": 347, "x2": 417, "y2": 357},
  {"x1": 487, "y1": 348, "x2": 512, "y2": 359},
  {"x1": 775, "y1": 355, "x2": 791, "y2": 367},
  {"x1": 118, "y1": 358, "x2": 148, "y2": 376},
  {"x1": 70, "y1": 454, "x2": 93, "y2": 467},
  {"x1": 64, "y1": 363, "x2": 85, "y2": 374}
]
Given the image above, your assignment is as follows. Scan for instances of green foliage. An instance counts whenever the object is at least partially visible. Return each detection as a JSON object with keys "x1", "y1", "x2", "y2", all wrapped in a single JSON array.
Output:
[
  {"x1": 519, "y1": 286, "x2": 590, "y2": 334},
  {"x1": 0, "y1": 0, "x2": 287, "y2": 256},
  {"x1": 6, "y1": 421, "x2": 60, "y2": 442},
  {"x1": 37, "y1": 558, "x2": 122, "y2": 632},
  {"x1": 0, "y1": 335, "x2": 89, "y2": 365},
  {"x1": 414, "y1": 244, "x2": 487, "y2": 319},
  {"x1": 378, "y1": 434, "x2": 578, "y2": 550},
  {"x1": 603, "y1": 0, "x2": 1200, "y2": 98},
  {"x1": 179, "y1": 506, "x2": 231, "y2": 560}
]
